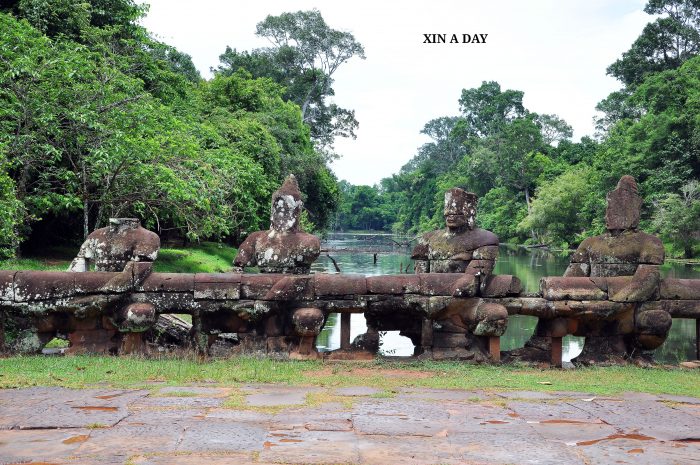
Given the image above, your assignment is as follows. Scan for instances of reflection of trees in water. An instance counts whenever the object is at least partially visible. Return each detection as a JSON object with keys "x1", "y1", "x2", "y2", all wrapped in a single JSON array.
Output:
[
  {"x1": 313, "y1": 241, "x2": 699, "y2": 361},
  {"x1": 654, "y1": 318, "x2": 696, "y2": 363}
]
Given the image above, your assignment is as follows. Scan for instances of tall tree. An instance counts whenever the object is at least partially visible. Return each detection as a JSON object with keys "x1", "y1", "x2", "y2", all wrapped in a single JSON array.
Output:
[{"x1": 217, "y1": 9, "x2": 365, "y2": 154}]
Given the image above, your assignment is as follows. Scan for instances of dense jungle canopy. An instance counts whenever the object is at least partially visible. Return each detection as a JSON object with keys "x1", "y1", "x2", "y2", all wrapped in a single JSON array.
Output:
[{"x1": 0, "y1": 0, "x2": 698, "y2": 258}]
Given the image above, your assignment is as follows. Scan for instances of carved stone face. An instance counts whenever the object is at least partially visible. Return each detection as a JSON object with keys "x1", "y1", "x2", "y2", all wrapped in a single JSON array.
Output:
[
  {"x1": 108, "y1": 218, "x2": 140, "y2": 234},
  {"x1": 444, "y1": 188, "x2": 477, "y2": 231},
  {"x1": 269, "y1": 175, "x2": 304, "y2": 233},
  {"x1": 605, "y1": 175, "x2": 642, "y2": 231},
  {"x1": 271, "y1": 194, "x2": 302, "y2": 233}
]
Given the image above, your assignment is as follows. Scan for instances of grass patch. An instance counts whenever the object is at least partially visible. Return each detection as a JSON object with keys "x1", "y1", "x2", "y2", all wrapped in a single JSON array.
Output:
[
  {"x1": 154, "y1": 242, "x2": 237, "y2": 273},
  {"x1": 305, "y1": 390, "x2": 355, "y2": 409},
  {"x1": 0, "y1": 242, "x2": 238, "y2": 274},
  {"x1": 0, "y1": 356, "x2": 698, "y2": 397}
]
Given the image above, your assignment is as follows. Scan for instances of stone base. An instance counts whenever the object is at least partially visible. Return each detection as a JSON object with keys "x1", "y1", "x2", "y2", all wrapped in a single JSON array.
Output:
[
  {"x1": 571, "y1": 335, "x2": 655, "y2": 366},
  {"x1": 325, "y1": 349, "x2": 375, "y2": 360}
]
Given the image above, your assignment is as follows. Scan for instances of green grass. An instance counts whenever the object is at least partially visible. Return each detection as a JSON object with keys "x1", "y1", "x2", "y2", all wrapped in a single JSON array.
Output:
[
  {"x1": 0, "y1": 356, "x2": 698, "y2": 397},
  {"x1": 0, "y1": 242, "x2": 237, "y2": 274}
]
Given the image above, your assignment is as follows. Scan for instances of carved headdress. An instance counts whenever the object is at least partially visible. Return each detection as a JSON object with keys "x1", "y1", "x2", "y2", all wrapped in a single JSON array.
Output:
[
  {"x1": 605, "y1": 175, "x2": 642, "y2": 231},
  {"x1": 270, "y1": 175, "x2": 304, "y2": 232}
]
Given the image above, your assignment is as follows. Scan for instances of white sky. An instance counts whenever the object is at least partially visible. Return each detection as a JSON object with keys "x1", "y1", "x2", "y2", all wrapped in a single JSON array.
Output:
[{"x1": 140, "y1": 0, "x2": 649, "y2": 186}]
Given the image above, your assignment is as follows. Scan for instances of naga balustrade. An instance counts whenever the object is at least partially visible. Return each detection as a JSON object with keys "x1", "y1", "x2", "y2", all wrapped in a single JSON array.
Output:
[{"x1": 1, "y1": 263, "x2": 698, "y2": 366}]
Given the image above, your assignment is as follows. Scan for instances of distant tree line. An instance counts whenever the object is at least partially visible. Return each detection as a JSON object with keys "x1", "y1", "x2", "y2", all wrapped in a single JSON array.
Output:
[
  {"x1": 0, "y1": 3, "x2": 365, "y2": 257},
  {"x1": 335, "y1": 0, "x2": 700, "y2": 258}
]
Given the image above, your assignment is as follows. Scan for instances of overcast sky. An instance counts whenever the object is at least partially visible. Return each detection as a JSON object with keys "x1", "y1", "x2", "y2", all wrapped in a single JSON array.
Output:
[{"x1": 140, "y1": 0, "x2": 650, "y2": 186}]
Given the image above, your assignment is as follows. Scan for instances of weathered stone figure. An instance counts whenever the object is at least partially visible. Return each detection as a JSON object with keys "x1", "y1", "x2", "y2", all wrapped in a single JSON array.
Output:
[
  {"x1": 511, "y1": 176, "x2": 669, "y2": 364},
  {"x1": 233, "y1": 175, "x2": 320, "y2": 274},
  {"x1": 409, "y1": 188, "x2": 508, "y2": 360},
  {"x1": 68, "y1": 218, "x2": 160, "y2": 272},
  {"x1": 412, "y1": 188, "x2": 499, "y2": 279},
  {"x1": 567, "y1": 175, "x2": 668, "y2": 363}
]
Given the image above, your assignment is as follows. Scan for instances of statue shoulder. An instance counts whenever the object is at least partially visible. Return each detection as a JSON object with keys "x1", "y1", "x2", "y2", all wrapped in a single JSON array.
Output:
[
  {"x1": 472, "y1": 228, "x2": 499, "y2": 247},
  {"x1": 636, "y1": 231, "x2": 664, "y2": 264}
]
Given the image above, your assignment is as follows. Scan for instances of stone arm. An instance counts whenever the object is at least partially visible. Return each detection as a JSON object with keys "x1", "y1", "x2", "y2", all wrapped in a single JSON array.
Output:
[
  {"x1": 563, "y1": 243, "x2": 591, "y2": 277},
  {"x1": 232, "y1": 235, "x2": 257, "y2": 272},
  {"x1": 410, "y1": 235, "x2": 430, "y2": 273},
  {"x1": 131, "y1": 233, "x2": 160, "y2": 263},
  {"x1": 453, "y1": 246, "x2": 498, "y2": 297},
  {"x1": 68, "y1": 238, "x2": 96, "y2": 272},
  {"x1": 610, "y1": 264, "x2": 661, "y2": 302}
]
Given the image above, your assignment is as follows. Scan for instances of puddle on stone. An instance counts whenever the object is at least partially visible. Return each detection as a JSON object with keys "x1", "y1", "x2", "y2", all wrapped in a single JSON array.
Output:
[
  {"x1": 263, "y1": 441, "x2": 278, "y2": 448},
  {"x1": 481, "y1": 420, "x2": 509, "y2": 424},
  {"x1": 279, "y1": 438, "x2": 304, "y2": 443},
  {"x1": 627, "y1": 448, "x2": 644, "y2": 454},
  {"x1": 577, "y1": 433, "x2": 655, "y2": 446},
  {"x1": 271, "y1": 433, "x2": 289, "y2": 437},
  {"x1": 72, "y1": 406, "x2": 118, "y2": 412},
  {"x1": 63, "y1": 435, "x2": 89, "y2": 444},
  {"x1": 507, "y1": 413, "x2": 520, "y2": 418}
]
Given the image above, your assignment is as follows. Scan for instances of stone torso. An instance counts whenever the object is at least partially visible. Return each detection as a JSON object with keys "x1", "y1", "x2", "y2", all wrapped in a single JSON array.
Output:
[
  {"x1": 413, "y1": 228, "x2": 499, "y2": 273},
  {"x1": 236, "y1": 230, "x2": 321, "y2": 274},
  {"x1": 80, "y1": 227, "x2": 160, "y2": 272},
  {"x1": 569, "y1": 230, "x2": 664, "y2": 277}
]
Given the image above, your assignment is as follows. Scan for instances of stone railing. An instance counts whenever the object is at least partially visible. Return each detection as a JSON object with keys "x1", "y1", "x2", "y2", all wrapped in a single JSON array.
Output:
[{"x1": 1, "y1": 265, "x2": 698, "y2": 365}]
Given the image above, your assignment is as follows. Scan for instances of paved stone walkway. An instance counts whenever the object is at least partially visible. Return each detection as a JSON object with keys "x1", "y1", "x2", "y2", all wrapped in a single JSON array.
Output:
[{"x1": 1, "y1": 385, "x2": 699, "y2": 464}]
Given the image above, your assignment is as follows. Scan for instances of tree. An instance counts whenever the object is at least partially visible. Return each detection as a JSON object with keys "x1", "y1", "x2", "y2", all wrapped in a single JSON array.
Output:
[
  {"x1": 217, "y1": 9, "x2": 366, "y2": 153},
  {"x1": 607, "y1": 0, "x2": 700, "y2": 87},
  {"x1": 651, "y1": 180, "x2": 700, "y2": 257}
]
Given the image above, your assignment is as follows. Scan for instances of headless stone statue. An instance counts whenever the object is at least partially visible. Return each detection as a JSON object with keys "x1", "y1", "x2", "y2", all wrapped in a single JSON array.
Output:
[
  {"x1": 233, "y1": 175, "x2": 321, "y2": 274},
  {"x1": 509, "y1": 176, "x2": 668, "y2": 365},
  {"x1": 409, "y1": 188, "x2": 507, "y2": 360},
  {"x1": 68, "y1": 218, "x2": 160, "y2": 272}
]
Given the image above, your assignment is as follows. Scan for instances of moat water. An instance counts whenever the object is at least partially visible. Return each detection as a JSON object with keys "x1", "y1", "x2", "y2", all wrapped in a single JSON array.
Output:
[{"x1": 311, "y1": 232, "x2": 700, "y2": 363}]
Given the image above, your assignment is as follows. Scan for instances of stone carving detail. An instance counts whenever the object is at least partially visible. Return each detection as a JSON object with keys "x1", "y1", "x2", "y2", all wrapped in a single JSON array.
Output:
[
  {"x1": 405, "y1": 188, "x2": 509, "y2": 361},
  {"x1": 508, "y1": 176, "x2": 668, "y2": 365},
  {"x1": 233, "y1": 175, "x2": 321, "y2": 274},
  {"x1": 68, "y1": 218, "x2": 160, "y2": 272}
]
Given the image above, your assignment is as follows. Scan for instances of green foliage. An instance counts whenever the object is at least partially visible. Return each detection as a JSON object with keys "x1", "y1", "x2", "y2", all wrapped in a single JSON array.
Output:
[
  {"x1": 0, "y1": 152, "x2": 22, "y2": 258},
  {"x1": 518, "y1": 166, "x2": 604, "y2": 247},
  {"x1": 0, "y1": 7, "x2": 340, "y2": 255},
  {"x1": 217, "y1": 9, "x2": 365, "y2": 153},
  {"x1": 651, "y1": 181, "x2": 700, "y2": 258},
  {"x1": 607, "y1": 0, "x2": 700, "y2": 87}
]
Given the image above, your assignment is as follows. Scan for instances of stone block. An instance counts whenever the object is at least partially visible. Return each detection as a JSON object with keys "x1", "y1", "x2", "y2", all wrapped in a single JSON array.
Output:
[
  {"x1": 194, "y1": 273, "x2": 241, "y2": 300},
  {"x1": 540, "y1": 277, "x2": 607, "y2": 301},
  {"x1": 314, "y1": 273, "x2": 366, "y2": 296},
  {"x1": 240, "y1": 274, "x2": 281, "y2": 299},
  {"x1": 366, "y1": 275, "x2": 420, "y2": 294},
  {"x1": 481, "y1": 275, "x2": 522, "y2": 297},
  {"x1": 141, "y1": 273, "x2": 194, "y2": 292},
  {"x1": 263, "y1": 275, "x2": 312, "y2": 300},
  {"x1": 660, "y1": 278, "x2": 700, "y2": 300},
  {"x1": 14, "y1": 271, "x2": 75, "y2": 301},
  {"x1": 418, "y1": 273, "x2": 461, "y2": 296}
]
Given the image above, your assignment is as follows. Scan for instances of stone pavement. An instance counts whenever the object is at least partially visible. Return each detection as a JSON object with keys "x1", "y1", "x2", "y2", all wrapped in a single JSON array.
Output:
[{"x1": 1, "y1": 385, "x2": 699, "y2": 465}]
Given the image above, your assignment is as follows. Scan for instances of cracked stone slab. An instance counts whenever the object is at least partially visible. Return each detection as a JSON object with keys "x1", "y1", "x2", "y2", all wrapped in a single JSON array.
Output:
[
  {"x1": 177, "y1": 419, "x2": 268, "y2": 452},
  {"x1": 397, "y1": 388, "x2": 489, "y2": 402},
  {"x1": 132, "y1": 395, "x2": 224, "y2": 408},
  {"x1": 243, "y1": 386, "x2": 320, "y2": 407},
  {"x1": 572, "y1": 399, "x2": 700, "y2": 441},
  {"x1": 448, "y1": 431, "x2": 586, "y2": 465},
  {"x1": 357, "y1": 434, "x2": 453, "y2": 465},
  {"x1": 130, "y1": 452, "x2": 273, "y2": 465},
  {"x1": 334, "y1": 386, "x2": 381, "y2": 397},
  {"x1": 259, "y1": 430, "x2": 359, "y2": 464},
  {"x1": 576, "y1": 437, "x2": 700, "y2": 465},
  {"x1": 507, "y1": 399, "x2": 604, "y2": 423},
  {"x1": 352, "y1": 399, "x2": 450, "y2": 436},
  {"x1": 270, "y1": 408, "x2": 353, "y2": 431},
  {"x1": 0, "y1": 428, "x2": 91, "y2": 462},
  {"x1": 75, "y1": 422, "x2": 185, "y2": 455}
]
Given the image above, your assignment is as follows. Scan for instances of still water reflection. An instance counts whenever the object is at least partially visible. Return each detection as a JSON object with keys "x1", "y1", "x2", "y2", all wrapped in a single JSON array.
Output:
[{"x1": 312, "y1": 233, "x2": 699, "y2": 363}]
